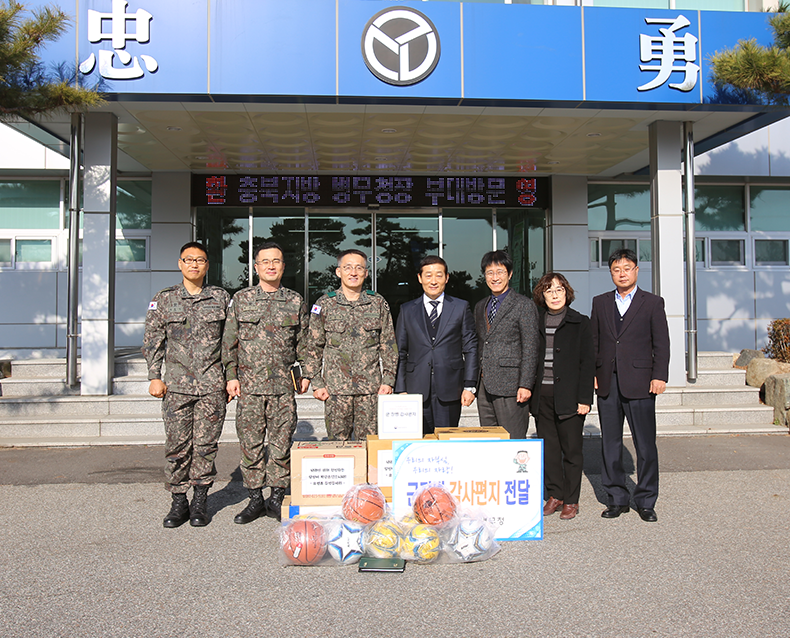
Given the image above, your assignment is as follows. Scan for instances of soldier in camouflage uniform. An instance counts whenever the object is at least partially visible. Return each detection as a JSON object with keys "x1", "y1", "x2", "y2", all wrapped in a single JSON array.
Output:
[
  {"x1": 223, "y1": 241, "x2": 310, "y2": 524},
  {"x1": 303, "y1": 249, "x2": 398, "y2": 441},
  {"x1": 142, "y1": 241, "x2": 230, "y2": 529}
]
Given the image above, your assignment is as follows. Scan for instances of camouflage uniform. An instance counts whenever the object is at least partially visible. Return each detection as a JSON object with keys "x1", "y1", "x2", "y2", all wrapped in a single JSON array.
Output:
[
  {"x1": 222, "y1": 285, "x2": 308, "y2": 490},
  {"x1": 303, "y1": 289, "x2": 398, "y2": 440},
  {"x1": 142, "y1": 283, "x2": 230, "y2": 494}
]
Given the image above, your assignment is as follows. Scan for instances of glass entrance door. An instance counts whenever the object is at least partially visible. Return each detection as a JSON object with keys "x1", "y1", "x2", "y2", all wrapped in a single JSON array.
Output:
[
  {"x1": 373, "y1": 212, "x2": 439, "y2": 321},
  {"x1": 306, "y1": 210, "x2": 371, "y2": 306}
]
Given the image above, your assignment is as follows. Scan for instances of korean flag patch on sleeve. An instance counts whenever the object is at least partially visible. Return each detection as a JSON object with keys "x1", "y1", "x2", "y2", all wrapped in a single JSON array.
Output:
[
  {"x1": 148, "y1": 301, "x2": 158, "y2": 311},
  {"x1": 311, "y1": 304, "x2": 321, "y2": 315}
]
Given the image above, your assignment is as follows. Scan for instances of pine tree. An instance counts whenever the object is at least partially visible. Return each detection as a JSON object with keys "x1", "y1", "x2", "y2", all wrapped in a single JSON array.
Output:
[
  {"x1": 0, "y1": 1, "x2": 103, "y2": 119},
  {"x1": 709, "y1": 3, "x2": 790, "y2": 106}
]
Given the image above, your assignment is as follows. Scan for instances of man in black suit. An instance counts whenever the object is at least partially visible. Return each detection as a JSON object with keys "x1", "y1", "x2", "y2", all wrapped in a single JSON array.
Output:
[
  {"x1": 590, "y1": 248, "x2": 669, "y2": 523},
  {"x1": 395, "y1": 256, "x2": 478, "y2": 434},
  {"x1": 474, "y1": 250, "x2": 539, "y2": 439}
]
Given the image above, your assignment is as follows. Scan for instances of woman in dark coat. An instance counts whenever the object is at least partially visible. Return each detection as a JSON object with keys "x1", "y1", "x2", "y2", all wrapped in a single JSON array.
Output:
[{"x1": 531, "y1": 272, "x2": 595, "y2": 520}]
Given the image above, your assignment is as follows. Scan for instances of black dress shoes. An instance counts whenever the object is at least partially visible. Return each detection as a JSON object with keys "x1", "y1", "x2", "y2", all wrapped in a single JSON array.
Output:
[
  {"x1": 637, "y1": 507, "x2": 658, "y2": 522},
  {"x1": 601, "y1": 505, "x2": 630, "y2": 519}
]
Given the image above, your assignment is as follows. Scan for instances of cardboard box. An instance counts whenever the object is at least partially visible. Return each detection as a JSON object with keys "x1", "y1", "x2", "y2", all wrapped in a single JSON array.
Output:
[
  {"x1": 367, "y1": 434, "x2": 436, "y2": 498},
  {"x1": 281, "y1": 495, "x2": 342, "y2": 521},
  {"x1": 434, "y1": 426, "x2": 510, "y2": 440},
  {"x1": 290, "y1": 441, "x2": 367, "y2": 505}
]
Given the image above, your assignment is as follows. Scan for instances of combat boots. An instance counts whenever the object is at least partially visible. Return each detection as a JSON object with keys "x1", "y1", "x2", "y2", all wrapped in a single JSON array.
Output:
[
  {"x1": 163, "y1": 492, "x2": 190, "y2": 528},
  {"x1": 234, "y1": 487, "x2": 266, "y2": 524},
  {"x1": 268, "y1": 486, "x2": 287, "y2": 521},
  {"x1": 189, "y1": 485, "x2": 210, "y2": 527}
]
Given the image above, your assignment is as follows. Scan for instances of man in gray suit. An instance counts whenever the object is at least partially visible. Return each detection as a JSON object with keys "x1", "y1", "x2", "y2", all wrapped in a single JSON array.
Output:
[{"x1": 474, "y1": 250, "x2": 539, "y2": 439}]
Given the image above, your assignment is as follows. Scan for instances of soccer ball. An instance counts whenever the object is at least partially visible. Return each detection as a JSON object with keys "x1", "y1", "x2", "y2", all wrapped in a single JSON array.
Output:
[
  {"x1": 324, "y1": 519, "x2": 365, "y2": 565},
  {"x1": 445, "y1": 517, "x2": 495, "y2": 563},
  {"x1": 401, "y1": 524, "x2": 441, "y2": 563},
  {"x1": 364, "y1": 518, "x2": 404, "y2": 558}
]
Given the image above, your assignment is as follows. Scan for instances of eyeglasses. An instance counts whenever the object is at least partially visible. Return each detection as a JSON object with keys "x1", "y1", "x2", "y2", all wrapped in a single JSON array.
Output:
[
  {"x1": 341, "y1": 265, "x2": 367, "y2": 273},
  {"x1": 611, "y1": 266, "x2": 635, "y2": 275},
  {"x1": 484, "y1": 269, "x2": 508, "y2": 279},
  {"x1": 181, "y1": 257, "x2": 207, "y2": 265},
  {"x1": 545, "y1": 287, "x2": 565, "y2": 297},
  {"x1": 255, "y1": 259, "x2": 282, "y2": 267}
]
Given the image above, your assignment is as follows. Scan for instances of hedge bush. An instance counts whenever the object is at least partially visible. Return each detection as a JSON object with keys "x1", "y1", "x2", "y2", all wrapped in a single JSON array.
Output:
[{"x1": 764, "y1": 319, "x2": 790, "y2": 363}]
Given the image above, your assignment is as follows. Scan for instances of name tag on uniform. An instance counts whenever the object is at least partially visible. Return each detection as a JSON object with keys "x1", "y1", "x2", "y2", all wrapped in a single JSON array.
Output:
[
  {"x1": 148, "y1": 301, "x2": 157, "y2": 310},
  {"x1": 311, "y1": 304, "x2": 321, "y2": 315}
]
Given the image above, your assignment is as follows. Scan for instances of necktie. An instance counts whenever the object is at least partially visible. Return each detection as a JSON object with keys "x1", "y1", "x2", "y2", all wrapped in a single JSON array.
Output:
[
  {"x1": 429, "y1": 300, "x2": 439, "y2": 328},
  {"x1": 488, "y1": 295, "x2": 498, "y2": 325}
]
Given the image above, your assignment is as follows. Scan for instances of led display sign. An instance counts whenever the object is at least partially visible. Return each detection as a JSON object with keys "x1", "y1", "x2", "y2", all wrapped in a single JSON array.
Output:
[{"x1": 192, "y1": 175, "x2": 549, "y2": 208}]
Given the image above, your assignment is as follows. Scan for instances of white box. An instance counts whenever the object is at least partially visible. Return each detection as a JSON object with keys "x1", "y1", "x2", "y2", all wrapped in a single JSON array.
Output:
[{"x1": 377, "y1": 393, "x2": 423, "y2": 439}]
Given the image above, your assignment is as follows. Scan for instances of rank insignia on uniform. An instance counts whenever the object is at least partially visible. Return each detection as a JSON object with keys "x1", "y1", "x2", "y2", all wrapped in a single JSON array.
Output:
[
  {"x1": 311, "y1": 304, "x2": 322, "y2": 315},
  {"x1": 148, "y1": 301, "x2": 157, "y2": 310}
]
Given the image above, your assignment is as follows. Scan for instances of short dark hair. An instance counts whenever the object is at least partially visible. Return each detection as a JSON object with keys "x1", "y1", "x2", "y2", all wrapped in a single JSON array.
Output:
[
  {"x1": 253, "y1": 241, "x2": 284, "y2": 262},
  {"x1": 337, "y1": 249, "x2": 369, "y2": 266},
  {"x1": 418, "y1": 255, "x2": 448, "y2": 275},
  {"x1": 608, "y1": 248, "x2": 638, "y2": 269},
  {"x1": 180, "y1": 241, "x2": 207, "y2": 257},
  {"x1": 533, "y1": 271, "x2": 576, "y2": 307},
  {"x1": 481, "y1": 250, "x2": 513, "y2": 274}
]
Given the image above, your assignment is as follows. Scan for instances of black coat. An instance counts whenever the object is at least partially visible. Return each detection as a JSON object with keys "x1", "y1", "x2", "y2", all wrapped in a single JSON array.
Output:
[
  {"x1": 590, "y1": 288, "x2": 670, "y2": 400},
  {"x1": 529, "y1": 306, "x2": 595, "y2": 418}
]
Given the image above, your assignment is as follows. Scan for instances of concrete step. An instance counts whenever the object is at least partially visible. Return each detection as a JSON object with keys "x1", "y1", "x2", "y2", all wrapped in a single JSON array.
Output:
[
  {"x1": 585, "y1": 404, "x2": 775, "y2": 428},
  {"x1": 696, "y1": 351, "x2": 736, "y2": 371},
  {"x1": 114, "y1": 359, "x2": 148, "y2": 377},
  {"x1": 6, "y1": 359, "x2": 76, "y2": 379},
  {"x1": 657, "y1": 386, "x2": 759, "y2": 407},
  {"x1": 113, "y1": 377, "x2": 153, "y2": 395},
  {"x1": 7, "y1": 354, "x2": 146, "y2": 380},
  {"x1": 690, "y1": 369, "x2": 746, "y2": 387},
  {"x1": 0, "y1": 377, "x2": 80, "y2": 397}
]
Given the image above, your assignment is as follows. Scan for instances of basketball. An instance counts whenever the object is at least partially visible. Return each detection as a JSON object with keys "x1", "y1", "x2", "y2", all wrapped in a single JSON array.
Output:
[
  {"x1": 342, "y1": 484, "x2": 386, "y2": 524},
  {"x1": 364, "y1": 517, "x2": 404, "y2": 558},
  {"x1": 413, "y1": 484, "x2": 457, "y2": 526},
  {"x1": 324, "y1": 519, "x2": 365, "y2": 565},
  {"x1": 281, "y1": 519, "x2": 327, "y2": 566},
  {"x1": 401, "y1": 523, "x2": 441, "y2": 563}
]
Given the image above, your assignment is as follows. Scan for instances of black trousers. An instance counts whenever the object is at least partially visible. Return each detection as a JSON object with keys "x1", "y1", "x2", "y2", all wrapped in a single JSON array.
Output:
[
  {"x1": 536, "y1": 385, "x2": 584, "y2": 504},
  {"x1": 596, "y1": 371, "x2": 659, "y2": 509},
  {"x1": 422, "y1": 393, "x2": 462, "y2": 435}
]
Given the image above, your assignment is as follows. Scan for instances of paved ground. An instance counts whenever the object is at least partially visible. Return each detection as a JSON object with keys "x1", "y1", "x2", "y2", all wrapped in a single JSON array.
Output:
[{"x1": 1, "y1": 435, "x2": 789, "y2": 638}]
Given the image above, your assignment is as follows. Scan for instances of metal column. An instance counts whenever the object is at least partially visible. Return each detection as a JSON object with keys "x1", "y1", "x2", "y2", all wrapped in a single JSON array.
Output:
[
  {"x1": 683, "y1": 122, "x2": 698, "y2": 382},
  {"x1": 66, "y1": 113, "x2": 83, "y2": 388}
]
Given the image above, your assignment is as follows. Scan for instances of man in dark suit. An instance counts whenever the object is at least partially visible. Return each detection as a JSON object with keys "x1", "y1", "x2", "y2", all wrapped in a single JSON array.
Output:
[
  {"x1": 474, "y1": 250, "x2": 539, "y2": 439},
  {"x1": 395, "y1": 255, "x2": 478, "y2": 434},
  {"x1": 591, "y1": 248, "x2": 669, "y2": 523}
]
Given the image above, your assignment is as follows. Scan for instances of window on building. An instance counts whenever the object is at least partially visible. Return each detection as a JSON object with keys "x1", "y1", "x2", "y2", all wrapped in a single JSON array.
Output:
[
  {"x1": 116, "y1": 180, "x2": 152, "y2": 230},
  {"x1": 695, "y1": 185, "x2": 745, "y2": 231},
  {"x1": 588, "y1": 184, "x2": 650, "y2": 231},
  {"x1": 0, "y1": 238, "x2": 11, "y2": 264},
  {"x1": 750, "y1": 186, "x2": 790, "y2": 232},
  {"x1": 0, "y1": 181, "x2": 61, "y2": 229},
  {"x1": 755, "y1": 239, "x2": 789, "y2": 266},
  {"x1": 14, "y1": 238, "x2": 54, "y2": 268},
  {"x1": 710, "y1": 239, "x2": 745, "y2": 266},
  {"x1": 116, "y1": 238, "x2": 148, "y2": 265}
]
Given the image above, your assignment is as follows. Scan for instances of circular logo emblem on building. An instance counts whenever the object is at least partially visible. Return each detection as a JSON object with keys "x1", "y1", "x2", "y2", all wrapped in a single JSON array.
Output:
[{"x1": 361, "y1": 7, "x2": 441, "y2": 86}]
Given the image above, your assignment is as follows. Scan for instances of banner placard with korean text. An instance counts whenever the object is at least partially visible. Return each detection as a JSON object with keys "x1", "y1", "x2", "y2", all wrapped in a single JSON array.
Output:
[{"x1": 391, "y1": 439, "x2": 543, "y2": 541}]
